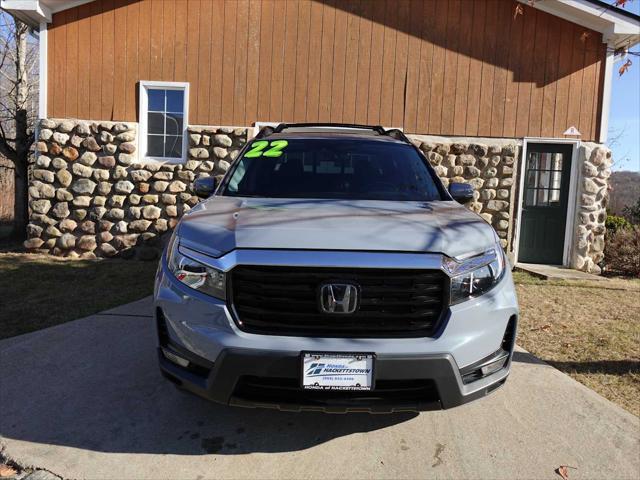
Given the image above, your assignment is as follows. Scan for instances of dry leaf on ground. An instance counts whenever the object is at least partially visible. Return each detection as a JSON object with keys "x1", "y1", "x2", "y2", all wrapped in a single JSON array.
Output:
[
  {"x1": 555, "y1": 465, "x2": 577, "y2": 480},
  {"x1": 0, "y1": 464, "x2": 17, "y2": 478}
]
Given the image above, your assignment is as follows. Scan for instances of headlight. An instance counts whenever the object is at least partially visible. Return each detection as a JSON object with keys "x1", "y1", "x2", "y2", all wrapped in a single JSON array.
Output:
[
  {"x1": 443, "y1": 247, "x2": 506, "y2": 305},
  {"x1": 166, "y1": 236, "x2": 226, "y2": 300}
]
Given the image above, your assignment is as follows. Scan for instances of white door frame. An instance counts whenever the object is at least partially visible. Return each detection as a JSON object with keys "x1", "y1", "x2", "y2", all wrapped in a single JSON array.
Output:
[{"x1": 513, "y1": 137, "x2": 581, "y2": 267}]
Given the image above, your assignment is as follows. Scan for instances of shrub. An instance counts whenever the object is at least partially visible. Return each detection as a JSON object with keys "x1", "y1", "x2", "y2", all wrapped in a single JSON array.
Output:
[
  {"x1": 604, "y1": 226, "x2": 640, "y2": 277},
  {"x1": 606, "y1": 214, "x2": 632, "y2": 233},
  {"x1": 622, "y1": 198, "x2": 640, "y2": 225}
]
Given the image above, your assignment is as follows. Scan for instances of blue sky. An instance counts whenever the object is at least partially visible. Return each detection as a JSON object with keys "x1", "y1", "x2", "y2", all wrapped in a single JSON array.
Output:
[{"x1": 608, "y1": 1, "x2": 640, "y2": 171}]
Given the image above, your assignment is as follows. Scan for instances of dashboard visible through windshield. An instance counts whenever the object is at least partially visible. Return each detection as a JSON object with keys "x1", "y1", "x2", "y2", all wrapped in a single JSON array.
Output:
[{"x1": 222, "y1": 138, "x2": 443, "y2": 201}]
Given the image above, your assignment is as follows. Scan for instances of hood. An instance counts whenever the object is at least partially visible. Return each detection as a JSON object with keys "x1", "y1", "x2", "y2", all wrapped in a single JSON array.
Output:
[{"x1": 177, "y1": 197, "x2": 498, "y2": 259}]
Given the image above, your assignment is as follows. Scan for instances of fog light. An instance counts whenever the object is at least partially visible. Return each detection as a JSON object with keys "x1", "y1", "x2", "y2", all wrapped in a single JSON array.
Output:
[
  {"x1": 461, "y1": 349, "x2": 510, "y2": 384},
  {"x1": 162, "y1": 348, "x2": 190, "y2": 368}
]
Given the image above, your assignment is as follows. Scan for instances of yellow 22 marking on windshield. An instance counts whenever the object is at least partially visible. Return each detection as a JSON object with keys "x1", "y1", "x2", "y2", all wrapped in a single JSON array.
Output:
[{"x1": 245, "y1": 140, "x2": 289, "y2": 158}]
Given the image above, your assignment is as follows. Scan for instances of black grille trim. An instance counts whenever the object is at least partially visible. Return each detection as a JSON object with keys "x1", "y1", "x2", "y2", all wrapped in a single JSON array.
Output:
[{"x1": 229, "y1": 266, "x2": 448, "y2": 337}]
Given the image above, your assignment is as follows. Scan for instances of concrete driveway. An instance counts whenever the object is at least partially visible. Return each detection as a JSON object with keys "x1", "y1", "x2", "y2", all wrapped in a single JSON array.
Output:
[{"x1": 1, "y1": 297, "x2": 638, "y2": 480}]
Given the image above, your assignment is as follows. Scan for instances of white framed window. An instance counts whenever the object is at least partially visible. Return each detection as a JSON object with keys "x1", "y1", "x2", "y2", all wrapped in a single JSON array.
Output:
[{"x1": 139, "y1": 81, "x2": 189, "y2": 162}]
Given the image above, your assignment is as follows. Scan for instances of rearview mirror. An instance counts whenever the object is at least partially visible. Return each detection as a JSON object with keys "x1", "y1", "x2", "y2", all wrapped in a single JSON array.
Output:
[
  {"x1": 193, "y1": 176, "x2": 217, "y2": 198},
  {"x1": 449, "y1": 182, "x2": 474, "y2": 203}
]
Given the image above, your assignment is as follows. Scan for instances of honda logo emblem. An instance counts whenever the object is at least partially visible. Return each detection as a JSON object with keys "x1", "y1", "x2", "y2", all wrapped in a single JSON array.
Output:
[{"x1": 319, "y1": 283, "x2": 359, "y2": 314}]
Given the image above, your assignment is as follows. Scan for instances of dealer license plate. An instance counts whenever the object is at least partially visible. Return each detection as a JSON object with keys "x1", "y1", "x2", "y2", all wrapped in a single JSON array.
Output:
[{"x1": 302, "y1": 352, "x2": 374, "y2": 390}]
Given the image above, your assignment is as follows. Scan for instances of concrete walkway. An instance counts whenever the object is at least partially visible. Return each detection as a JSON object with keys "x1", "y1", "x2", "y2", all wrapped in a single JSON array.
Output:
[{"x1": 1, "y1": 297, "x2": 638, "y2": 480}]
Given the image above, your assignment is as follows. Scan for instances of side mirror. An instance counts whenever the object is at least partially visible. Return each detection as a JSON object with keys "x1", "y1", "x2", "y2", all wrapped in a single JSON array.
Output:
[
  {"x1": 193, "y1": 176, "x2": 217, "y2": 198},
  {"x1": 449, "y1": 182, "x2": 474, "y2": 203}
]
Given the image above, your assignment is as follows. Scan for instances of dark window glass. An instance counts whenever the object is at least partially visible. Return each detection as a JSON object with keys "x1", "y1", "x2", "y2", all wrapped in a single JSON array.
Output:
[
  {"x1": 223, "y1": 139, "x2": 442, "y2": 201},
  {"x1": 148, "y1": 112, "x2": 165, "y2": 134},
  {"x1": 146, "y1": 87, "x2": 185, "y2": 158},
  {"x1": 148, "y1": 89, "x2": 165, "y2": 111},
  {"x1": 166, "y1": 90, "x2": 184, "y2": 113},
  {"x1": 147, "y1": 135, "x2": 164, "y2": 157},
  {"x1": 165, "y1": 113, "x2": 183, "y2": 135},
  {"x1": 165, "y1": 136, "x2": 182, "y2": 158}
]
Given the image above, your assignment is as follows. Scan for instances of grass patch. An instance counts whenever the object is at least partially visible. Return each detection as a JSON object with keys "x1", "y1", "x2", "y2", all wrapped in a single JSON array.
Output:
[
  {"x1": 515, "y1": 271, "x2": 640, "y2": 416},
  {"x1": 0, "y1": 253, "x2": 157, "y2": 339}
]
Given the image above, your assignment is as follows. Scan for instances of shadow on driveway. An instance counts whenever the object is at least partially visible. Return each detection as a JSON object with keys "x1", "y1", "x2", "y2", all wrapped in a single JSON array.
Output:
[{"x1": 0, "y1": 301, "x2": 415, "y2": 456}]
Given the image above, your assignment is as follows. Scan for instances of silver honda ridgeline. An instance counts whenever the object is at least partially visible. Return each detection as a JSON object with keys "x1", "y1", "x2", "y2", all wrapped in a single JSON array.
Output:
[{"x1": 154, "y1": 124, "x2": 519, "y2": 413}]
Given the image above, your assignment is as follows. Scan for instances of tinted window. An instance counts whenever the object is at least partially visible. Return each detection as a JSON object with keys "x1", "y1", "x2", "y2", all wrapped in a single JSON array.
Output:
[{"x1": 223, "y1": 139, "x2": 442, "y2": 201}]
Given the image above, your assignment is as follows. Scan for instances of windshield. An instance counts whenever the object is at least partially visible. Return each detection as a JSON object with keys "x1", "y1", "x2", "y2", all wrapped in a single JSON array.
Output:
[{"x1": 222, "y1": 138, "x2": 443, "y2": 201}]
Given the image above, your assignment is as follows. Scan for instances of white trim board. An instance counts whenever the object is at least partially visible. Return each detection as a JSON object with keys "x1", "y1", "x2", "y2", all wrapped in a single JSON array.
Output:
[
  {"x1": 38, "y1": 21, "x2": 47, "y2": 119},
  {"x1": 513, "y1": 138, "x2": 581, "y2": 268}
]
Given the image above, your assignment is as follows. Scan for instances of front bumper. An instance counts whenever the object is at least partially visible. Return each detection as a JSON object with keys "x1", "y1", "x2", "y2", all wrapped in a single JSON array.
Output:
[{"x1": 155, "y1": 249, "x2": 519, "y2": 413}]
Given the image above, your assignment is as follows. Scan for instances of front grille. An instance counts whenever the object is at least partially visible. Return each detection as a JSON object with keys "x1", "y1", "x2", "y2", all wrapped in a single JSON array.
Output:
[
  {"x1": 230, "y1": 266, "x2": 447, "y2": 337},
  {"x1": 232, "y1": 376, "x2": 440, "y2": 411}
]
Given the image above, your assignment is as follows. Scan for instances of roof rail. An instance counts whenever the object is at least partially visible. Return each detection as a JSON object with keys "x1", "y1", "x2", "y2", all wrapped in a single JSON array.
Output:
[{"x1": 254, "y1": 123, "x2": 413, "y2": 145}]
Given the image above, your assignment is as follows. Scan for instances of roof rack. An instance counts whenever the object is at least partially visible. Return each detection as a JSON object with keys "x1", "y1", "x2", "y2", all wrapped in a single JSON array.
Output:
[
  {"x1": 254, "y1": 123, "x2": 414, "y2": 146},
  {"x1": 254, "y1": 123, "x2": 409, "y2": 140}
]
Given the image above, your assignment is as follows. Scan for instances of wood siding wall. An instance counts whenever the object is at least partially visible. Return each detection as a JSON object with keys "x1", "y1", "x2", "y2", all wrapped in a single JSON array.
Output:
[{"x1": 47, "y1": 0, "x2": 607, "y2": 141}]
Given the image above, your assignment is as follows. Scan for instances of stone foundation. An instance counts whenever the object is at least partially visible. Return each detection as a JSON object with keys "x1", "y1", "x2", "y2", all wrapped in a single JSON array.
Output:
[
  {"x1": 24, "y1": 121, "x2": 608, "y2": 272},
  {"x1": 25, "y1": 119, "x2": 247, "y2": 259},
  {"x1": 408, "y1": 135, "x2": 520, "y2": 250}
]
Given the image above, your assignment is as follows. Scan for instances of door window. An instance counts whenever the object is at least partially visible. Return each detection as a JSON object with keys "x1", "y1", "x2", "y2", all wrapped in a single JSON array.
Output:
[{"x1": 524, "y1": 152, "x2": 564, "y2": 207}]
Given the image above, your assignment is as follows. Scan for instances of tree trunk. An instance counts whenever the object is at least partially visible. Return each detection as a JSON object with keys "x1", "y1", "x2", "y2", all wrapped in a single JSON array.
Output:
[{"x1": 12, "y1": 22, "x2": 30, "y2": 240}]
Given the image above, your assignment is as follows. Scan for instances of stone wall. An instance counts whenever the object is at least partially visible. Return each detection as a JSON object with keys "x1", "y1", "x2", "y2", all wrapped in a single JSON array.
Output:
[
  {"x1": 571, "y1": 143, "x2": 611, "y2": 274},
  {"x1": 408, "y1": 135, "x2": 520, "y2": 250},
  {"x1": 24, "y1": 119, "x2": 247, "y2": 258}
]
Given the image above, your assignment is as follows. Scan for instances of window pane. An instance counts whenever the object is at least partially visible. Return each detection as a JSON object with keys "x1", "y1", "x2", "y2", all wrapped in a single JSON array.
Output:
[
  {"x1": 148, "y1": 112, "x2": 165, "y2": 134},
  {"x1": 165, "y1": 135, "x2": 182, "y2": 158},
  {"x1": 528, "y1": 152, "x2": 538, "y2": 169},
  {"x1": 552, "y1": 153, "x2": 563, "y2": 171},
  {"x1": 148, "y1": 89, "x2": 165, "y2": 111},
  {"x1": 147, "y1": 135, "x2": 164, "y2": 157},
  {"x1": 550, "y1": 189, "x2": 561, "y2": 203},
  {"x1": 166, "y1": 90, "x2": 184, "y2": 113},
  {"x1": 165, "y1": 113, "x2": 183, "y2": 135}
]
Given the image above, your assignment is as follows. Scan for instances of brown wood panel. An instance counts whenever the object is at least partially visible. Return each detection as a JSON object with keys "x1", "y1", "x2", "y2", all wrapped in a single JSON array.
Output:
[
  {"x1": 123, "y1": 1, "x2": 139, "y2": 121},
  {"x1": 196, "y1": 0, "x2": 213, "y2": 124},
  {"x1": 415, "y1": 0, "x2": 435, "y2": 134},
  {"x1": 330, "y1": 0, "x2": 347, "y2": 122},
  {"x1": 257, "y1": 0, "x2": 274, "y2": 121},
  {"x1": 293, "y1": 0, "x2": 311, "y2": 122},
  {"x1": 305, "y1": 0, "x2": 323, "y2": 122},
  {"x1": 379, "y1": 0, "x2": 397, "y2": 126},
  {"x1": 233, "y1": 0, "x2": 250, "y2": 125},
  {"x1": 101, "y1": 1, "x2": 115, "y2": 120},
  {"x1": 452, "y1": 0, "x2": 472, "y2": 135},
  {"x1": 268, "y1": 0, "x2": 286, "y2": 122},
  {"x1": 527, "y1": 9, "x2": 549, "y2": 138},
  {"x1": 64, "y1": 8, "x2": 78, "y2": 118},
  {"x1": 354, "y1": 0, "x2": 373, "y2": 125},
  {"x1": 173, "y1": 1, "x2": 188, "y2": 82},
  {"x1": 184, "y1": 0, "x2": 200, "y2": 122},
  {"x1": 391, "y1": 0, "x2": 409, "y2": 128},
  {"x1": 514, "y1": 4, "x2": 537, "y2": 138},
  {"x1": 245, "y1": 0, "x2": 262, "y2": 123},
  {"x1": 403, "y1": 0, "x2": 423, "y2": 132},
  {"x1": 503, "y1": 4, "x2": 524, "y2": 137},
  {"x1": 477, "y1": 0, "x2": 498, "y2": 137},
  {"x1": 207, "y1": 0, "x2": 225, "y2": 124},
  {"x1": 441, "y1": 0, "x2": 460, "y2": 135},
  {"x1": 464, "y1": 0, "x2": 486, "y2": 136},
  {"x1": 148, "y1": 0, "x2": 162, "y2": 80},
  {"x1": 47, "y1": 0, "x2": 608, "y2": 140},
  {"x1": 282, "y1": 0, "x2": 299, "y2": 122},
  {"x1": 366, "y1": 0, "x2": 385, "y2": 125},
  {"x1": 427, "y1": 0, "x2": 448, "y2": 134},
  {"x1": 112, "y1": 0, "x2": 127, "y2": 121},
  {"x1": 75, "y1": 5, "x2": 93, "y2": 118},
  {"x1": 160, "y1": 0, "x2": 176, "y2": 81},
  {"x1": 540, "y1": 14, "x2": 562, "y2": 138},
  {"x1": 490, "y1": 1, "x2": 511, "y2": 137},
  {"x1": 318, "y1": 0, "x2": 336, "y2": 122},
  {"x1": 88, "y1": 2, "x2": 102, "y2": 120}
]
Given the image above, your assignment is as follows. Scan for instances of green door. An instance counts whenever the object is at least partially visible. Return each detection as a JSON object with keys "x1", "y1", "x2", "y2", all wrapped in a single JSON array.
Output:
[{"x1": 518, "y1": 143, "x2": 573, "y2": 265}]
